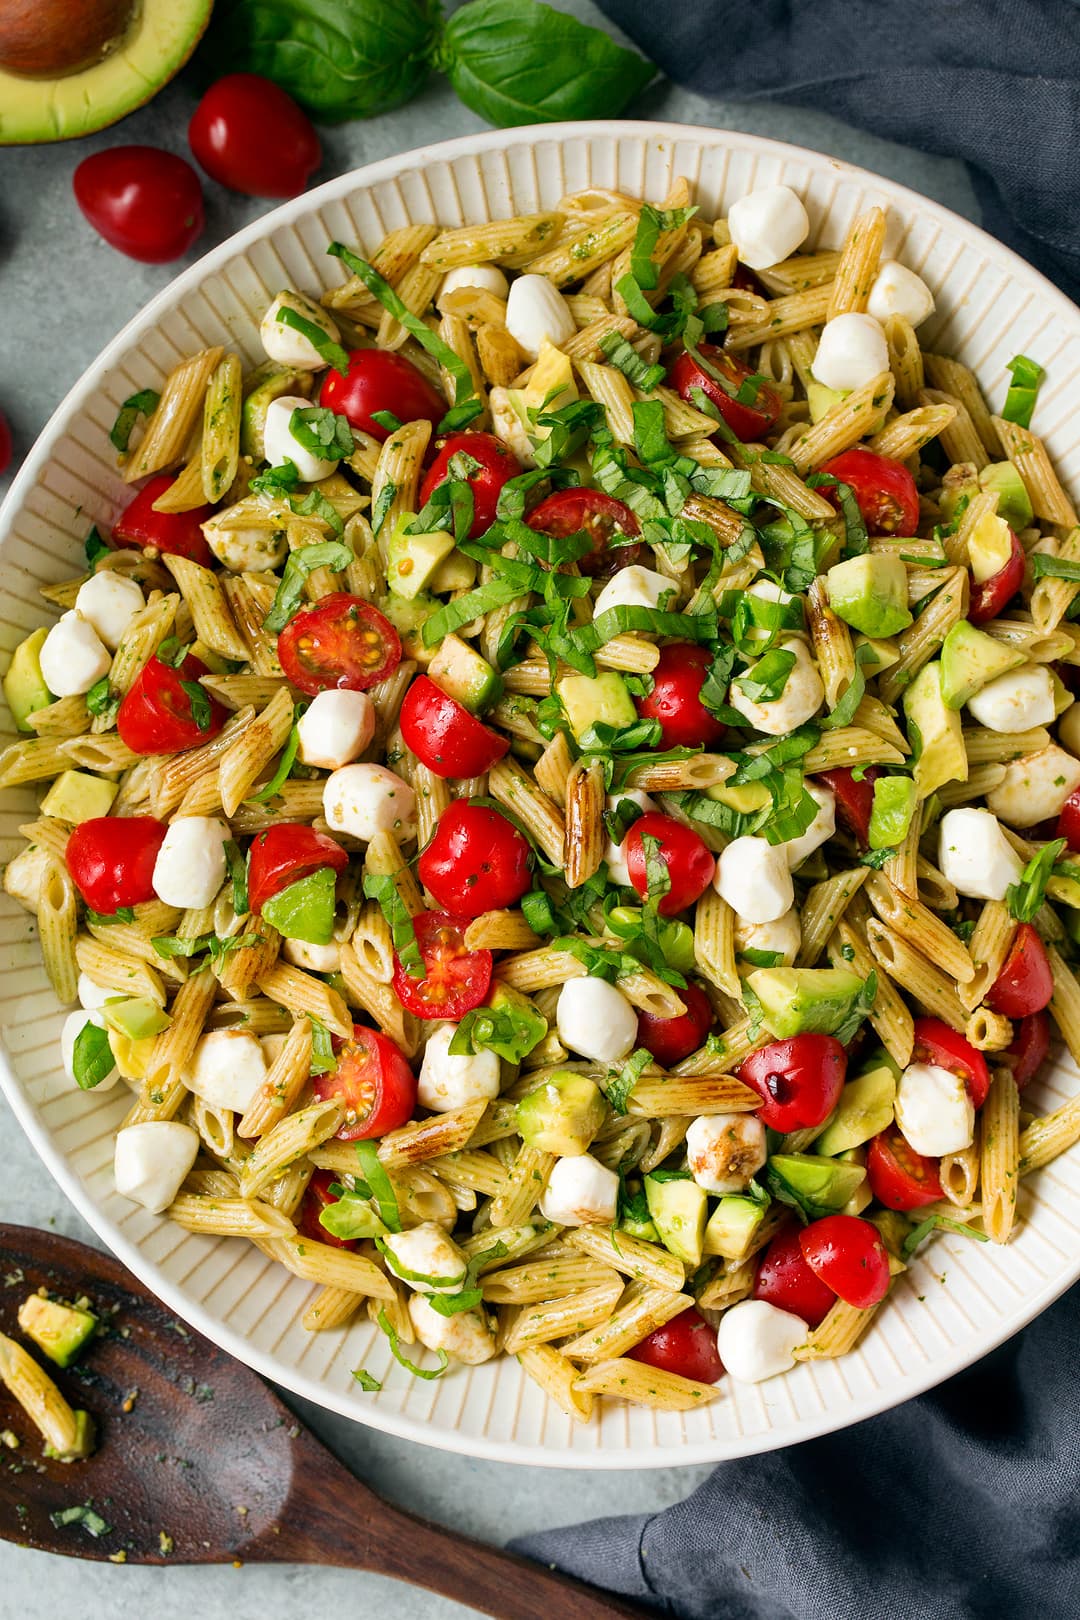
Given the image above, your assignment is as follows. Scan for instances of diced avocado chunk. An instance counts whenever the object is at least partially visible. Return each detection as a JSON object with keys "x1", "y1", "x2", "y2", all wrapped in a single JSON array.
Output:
[
  {"x1": 3, "y1": 629, "x2": 53, "y2": 733},
  {"x1": 556, "y1": 671, "x2": 637, "y2": 744},
  {"x1": 507, "y1": 342, "x2": 578, "y2": 444},
  {"x1": 966, "y1": 509, "x2": 1014, "y2": 585},
  {"x1": 17, "y1": 1295, "x2": 96, "y2": 1370},
  {"x1": 705, "y1": 778, "x2": 772, "y2": 813},
  {"x1": 816, "y1": 1064, "x2": 897, "y2": 1156},
  {"x1": 100, "y1": 997, "x2": 172, "y2": 1042},
  {"x1": 45, "y1": 1408, "x2": 96, "y2": 1463},
  {"x1": 767, "y1": 1153, "x2": 867, "y2": 1219},
  {"x1": 826, "y1": 553, "x2": 913, "y2": 637},
  {"x1": 747, "y1": 966, "x2": 868, "y2": 1039},
  {"x1": 386, "y1": 514, "x2": 456, "y2": 601},
  {"x1": 645, "y1": 1174, "x2": 708, "y2": 1267},
  {"x1": 261, "y1": 865, "x2": 337, "y2": 945},
  {"x1": 517, "y1": 1071, "x2": 605, "y2": 1156},
  {"x1": 40, "y1": 771, "x2": 118, "y2": 825},
  {"x1": 475, "y1": 983, "x2": 548, "y2": 1063},
  {"x1": 978, "y1": 461, "x2": 1034, "y2": 532},
  {"x1": 855, "y1": 633, "x2": 900, "y2": 674},
  {"x1": 807, "y1": 380, "x2": 848, "y2": 422},
  {"x1": 703, "y1": 1193, "x2": 767, "y2": 1260},
  {"x1": 428, "y1": 633, "x2": 502, "y2": 714},
  {"x1": 620, "y1": 1214, "x2": 660, "y2": 1242},
  {"x1": 939, "y1": 620, "x2": 1025, "y2": 709},
  {"x1": 380, "y1": 593, "x2": 440, "y2": 666},
  {"x1": 429, "y1": 550, "x2": 477, "y2": 593},
  {"x1": 903, "y1": 660, "x2": 967, "y2": 798},
  {"x1": 240, "y1": 366, "x2": 312, "y2": 461},
  {"x1": 868, "y1": 775, "x2": 917, "y2": 850}
]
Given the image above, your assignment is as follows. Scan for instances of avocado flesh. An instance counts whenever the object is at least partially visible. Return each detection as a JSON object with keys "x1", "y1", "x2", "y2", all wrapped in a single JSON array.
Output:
[
  {"x1": 517, "y1": 1072, "x2": 605, "y2": 1156},
  {"x1": 747, "y1": 966, "x2": 867, "y2": 1039},
  {"x1": 815, "y1": 1065, "x2": 897, "y2": 1156},
  {"x1": 645, "y1": 1175, "x2": 707, "y2": 1267},
  {"x1": 3, "y1": 627, "x2": 52, "y2": 731},
  {"x1": 904, "y1": 660, "x2": 967, "y2": 799},
  {"x1": 17, "y1": 1294, "x2": 96, "y2": 1369},
  {"x1": 940, "y1": 620, "x2": 1025, "y2": 709},
  {"x1": 826, "y1": 553, "x2": 912, "y2": 637},
  {"x1": 703, "y1": 1193, "x2": 766, "y2": 1260},
  {"x1": 767, "y1": 1153, "x2": 866, "y2": 1219}
]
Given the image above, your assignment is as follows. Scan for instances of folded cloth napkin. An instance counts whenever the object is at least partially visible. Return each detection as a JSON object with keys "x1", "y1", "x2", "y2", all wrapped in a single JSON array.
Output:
[{"x1": 593, "y1": 0, "x2": 1080, "y2": 303}]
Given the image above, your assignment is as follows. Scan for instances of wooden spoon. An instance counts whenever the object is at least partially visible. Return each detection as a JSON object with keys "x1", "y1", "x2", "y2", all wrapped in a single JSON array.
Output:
[{"x1": 0, "y1": 1224, "x2": 650, "y2": 1618}]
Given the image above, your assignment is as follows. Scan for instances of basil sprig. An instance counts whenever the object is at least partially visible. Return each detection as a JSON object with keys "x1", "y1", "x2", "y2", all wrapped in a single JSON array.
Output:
[
  {"x1": 264, "y1": 541, "x2": 354, "y2": 632},
  {"x1": 1001, "y1": 352, "x2": 1045, "y2": 428},
  {"x1": 109, "y1": 389, "x2": 160, "y2": 454}
]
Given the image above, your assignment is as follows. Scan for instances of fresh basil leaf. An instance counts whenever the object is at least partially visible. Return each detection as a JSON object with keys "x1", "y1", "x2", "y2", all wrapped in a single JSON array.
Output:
[
  {"x1": 179, "y1": 679, "x2": 213, "y2": 732},
  {"x1": 371, "y1": 410, "x2": 403, "y2": 435},
  {"x1": 109, "y1": 389, "x2": 160, "y2": 454},
  {"x1": 420, "y1": 573, "x2": 537, "y2": 646},
  {"x1": 363, "y1": 871, "x2": 425, "y2": 979},
  {"x1": 628, "y1": 203, "x2": 698, "y2": 289},
  {"x1": 733, "y1": 647, "x2": 796, "y2": 705},
  {"x1": 738, "y1": 947, "x2": 784, "y2": 968},
  {"x1": 307, "y1": 1014, "x2": 338, "y2": 1077},
  {"x1": 352, "y1": 1368, "x2": 382, "y2": 1391},
  {"x1": 290, "y1": 487, "x2": 346, "y2": 537},
  {"x1": 274, "y1": 307, "x2": 349, "y2": 375},
  {"x1": 604, "y1": 794, "x2": 647, "y2": 847},
  {"x1": 606, "y1": 1047, "x2": 651, "y2": 1116},
  {"x1": 805, "y1": 472, "x2": 868, "y2": 557},
  {"x1": 521, "y1": 888, "x2": 559, "y2": 936},
  {"x1": 155, "y1": 636, "x2": 189, "y2": 670},
  {"x1": 248, "y1": 717, "x2": 302, "y2": 805},
  {"x1": 600, "y1": 331, "x2": 665, "y2": 394},
  {"x1": 288, "y1": 406, "x2": 354, "y2": 460},
  {"x1": 51, "y1": 1504, "x2": 110, "y2": 1537},
  {"x1": 84, "y1": 526, "x2": 110, "y2": 569},
  {"x1": 901, "y1": 1213, "x2": 991, "y2": 1261},
  {"x1": 1031, "y1": 552, "x2": 1080, "y2": 584},
  {"x1": 85, "y1": 906, "x2": 135, "y2": 926},
  {"x1": 819, "y1": 640, "x2": 879, "y2": 731},
  {"x1": 1002, "y1": 352, "x2": 1045, "y2": 429},
  {"x1": 371, "y1": 479, "x2": 397, "y2": 537},
  {"x1": 73, "y1": 1022, "x2": 114, "y2": 1090},
  {"x1": 250, "y1": 459, "x2": 301, "y2": 498},
  {"x1": 264, "y1": 540, "x2": 353, "y2": 632},
  {"x1": 224, "y1": 838, "x2": 249, "y2": 914},
  {"x1": 632, "y1": 398, "x2": 675, "y2": 466},
  {"x1": 356, "y1": 1140, "x2": 402, "y2": 1233},
  {"x1": 831, "y1": 971, "x2": 878, "y2": 1047},
  {"x1": 85, "y1": 676, "x2": 114, "y2": 718},
  {"x1": 1006, "y1": 837, "x2": 1067, "y2": 923},
  {"x1": 377, "y1": 1306, "x2": 449, "y2": 1378}
]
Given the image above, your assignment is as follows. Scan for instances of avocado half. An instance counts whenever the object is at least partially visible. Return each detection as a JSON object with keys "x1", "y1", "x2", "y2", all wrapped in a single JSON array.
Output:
[{"x1": 0, "y1": 0, "x2": 213, "y2": 145}]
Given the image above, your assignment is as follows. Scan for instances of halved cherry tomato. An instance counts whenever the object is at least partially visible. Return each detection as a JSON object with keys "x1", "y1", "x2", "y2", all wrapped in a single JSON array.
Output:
[
  {"x1": 799, "y1": 1214, "x2": 891, "y2": 1309},
  {"x1": 627, "y1": 1306, "x2": 724, "y2": 1383},
  {"x1": 312, "y1": 1024, "x2": 418, "y2": 1141},
  {"x1": 753, "y1": 1221, "x2": 836, "y2": 1328},
  {"x1": 668, "y1": 342, "x2": 782, "y2": 442},
  {"x1": 319, "y1": 350, "x2": 444, "y2": 442},
  {"x1": 986, "y1": 922, "x2": 1054, "y2": 1018},
  {"x1": 73, "y1": 146, "x2": 204, "y2": 263},
  {"x1": 189, "y1": 74, "x2": 320, "y2": 199},
  {"x1": 112, "y1": 473, "x2": 214, "y2": 565},
  {"x1": 624, "y1": 812, "x2": 715, "y2": 916},
  {"x1": 399, "y1": 676, "x2": 509, "y2": 779},
  {"x1": 417, "y1": 802, "x2": 531, "y2": 917},
  {"x1": 1006, "y1": 1009, "x2": 1052, "y2": 1090},
  {"x1": 636, "y1": 981, "x2": 714, "y2": 1067},
  {"x1": 969, "y1": 529, "x2": 1025, "y2": 625},
  {"x1": 65, "y1": 815, "x2": 166, "y2": 913},
  {"x1": 277, "y1": 594, "x2": 401, "y2": 697},
  {"x1": 418, "y1": 431, "x2": 521, "y2": 539},
  {"x1": 0, "y1": 410, "x2": 11, "y2": 476},
  {"x1": 248, "y1": 825, "x2": 348, "y2": 915},
  {"x1": 1056, "y1": 787, "x2": 1080, "y2": 851},
  {"x1": 815, "y1": 766, "x2": 881, "y2": 849},
  {"x1": 867, "y1": 1124, "x2": 943, "y2": 1211},
  {"x1": 634, "y1": 643, "x2": 726, "y2": 749},
  {"x1": 117, "y1": 652, "x2": 226, "y2": 755},
  {"x1": 298, "y1": 1168, "x2": 357, "y2": 1251},
  {"x1": 819, "y1": 448, "x2": 920, "y2": 536},
  {"x1": 738, "y1": 1034, "x2": 847, "y2": 1132},
  {"x1": 912, "y1": 1016, "x2": 991, "y2": 1108},
  {"x1": 391, "y1": 911, "x2": 493, "y2": 1021},
  {"x1": 525, "y1": 488, "x2": 643, "y2": 576}
]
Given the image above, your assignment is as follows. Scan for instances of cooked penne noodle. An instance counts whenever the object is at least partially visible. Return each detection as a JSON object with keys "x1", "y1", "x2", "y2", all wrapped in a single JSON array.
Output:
[
  {"x1": 980, "y1": 1069, "x2": 1020, "y2": 1243},
  {"x1": 790, "y1": 371, "x2": 895, "y2": 473},
  {"x1": 124, "y1": 346, "x2": 223, "y2": 482},
  {"x1": 827, "y1": 206, "x2": 886, "y2": 318},
  {"x1": 993, "y1": 415, "x2": 1079, "y2": 527}
]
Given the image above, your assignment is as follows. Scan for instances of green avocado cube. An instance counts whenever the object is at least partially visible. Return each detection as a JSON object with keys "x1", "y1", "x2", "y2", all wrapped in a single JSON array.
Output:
[
  {"x1": 517, "y1": 1071, "x2": 605, "y2": 1156},
  {"x1": 240, "y1": 365, "x2": 312, "y2": 461},
  {"x1": 428, "y1": 633, "x2": 503, "y2": 714},
  {"x1": 867, "y1": 775, "x2": 917, "y2": 850},
  {"x1": 815, "y1": 1065, "x2": 898, "y2": 1157},
  {"x1": 386, "y1": 514, "x2": 456, "y2": 601},
  {"x1": 40, "y1": 771, "x2": 118, "y2": 825},
  {"x1": 703, "y1": 1193, "x2": 767, "y2": 1260},
  {"x1": 826, "y1": 553, "x2": 912, "y2": 637},
  {"x1": 903, "y1": 660, "x2": 967, "y2": 798},
  {"x1": 645, "y1": 1174, "x2": 707, "y2": 1267},
  {"x1": 556, "y1": 672, "x2": 637, "y2": 743},
  {"x1": 747, "y1": 966, "x2": 868, "y2": 1039},
  {"x1": 767, "y1": 1153, "x2": 867, "y2": 1219},
  {"x1": 261, "y1": 865, "x2": 338, "y2": 945},
  {"x1": 3, "y1": 628, "x2": 53, "y2": 733},
  {"x1": 17, "y1": 1295, "x2": 97, "y2": 1370},
  {"x1": 939, "y1": 620, "x2": 1026, "y2": 709},
  {"x1": 978, "y1": 461, "x2": 1034, "y2": 534}
]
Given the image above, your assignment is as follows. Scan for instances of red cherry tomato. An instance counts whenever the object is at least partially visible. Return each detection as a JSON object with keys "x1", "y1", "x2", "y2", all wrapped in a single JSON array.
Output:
[
  {"x1": 418, "y1": 432, "x2": 521, "y2": 539},
  {"x1": 277, "y1": 594, "x2": 401, "y2": 697},
  {"x1": 1006, "y1": 1009, "x2": 1052, "y2": 1090},
  {"x1": 912, "y1": 1016, "x2": 991, "y2": 1108},
  {"x1": 298, "y1": 1168, "x2": 357, "y2": 1252},
  {"x1": 319, "y1": 350, "x2": 445, "y2": 442},
  {"x1": 0, "y1": 411, "x2": 11, "y2": 477},
  {"x1": 668, "y1": 342, "x2": 782, "y2": 441},
  {"x1": 399, "y1": 676, "x2": 509, "y2": 779},
  {"x1": 969, "y1": 529, "x2": 1025, "y2": 625},
  {"x1": 525, "y1": 488, "x2": 643, "y2": 576},
  {"x1": 738, "y1": 1034, "x2": 847, "y2": 1132},
  {"x1": 189, "y1": 74, "x2": 320, "y2": 199},
  {"x1": 417, "y1": 802, "x2": 531, "y2": 917},
  {"x1": 814, "y1": 765, "x2": 881, "y2": 849},
  {"x1": 634, "y1": 643, "x2": 727, "y2": 750},
  {"x1": 117, "y1": 652, "x2": 226, "y2": 756},
  {"x1": 624, "y1": 812, "x2": 715, "y2": 916},
  {"x1": 627, "y1": 1306, "x2": 724, "y2": 1383},
  {"x1": 391, "y1": 911, "x2": 493, "y2": 1021},
  {"x1": 867, "y1": 1124, "x2": 943, "y2": 1211},
  {"x1": 1056, "y1": 787, "x2": 1080, "y2": 850},
  {"x1": 112, "y1": 473, "x2": 214, "y2": 566},
  {"x1": 753, "y1": 1221, "x2": 836, "y2": 1329},
  {"x1": 985, "y1": 922, "x2": 1054, "y2": 1018},
  {"x1": 73, "y1": 146, "x2": 204, "y2": 263},
  {"x1": 799, "y1": 1214, "x2": 891, "y2": 1310},
  {"x1": 636, "y1": 981, "x2": 714, "y2": 1067},
  {"x1": 247, "y1": 825, "x2": 348, "y2": 915},
  {"x1": 312, "y1": 1024, "x2": 418, "y2": 1141},
  {"x1": 65, "y1": 816, "x2": 166, "y2": 914},
  {"x1": 819, "y1": 448, "x2": 920, "y2": 536}
]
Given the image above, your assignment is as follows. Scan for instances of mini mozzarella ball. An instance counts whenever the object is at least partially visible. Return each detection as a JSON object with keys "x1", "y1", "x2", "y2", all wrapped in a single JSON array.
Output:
[
  {"x1": 714, "y1": 836, "x2": 794, "y2": 924},
  {"x1": 60, "y1": 1010, "x2": 118, "y2": 1091},
  {"x1": 967, "y1": 665, "x2": 1057, "y2": 733},
  {"x1": 987, "y1": 744, "x2": 1080, "y2": 827},
  {"x1": 2, "y1": 845, "x2": 50, "y2": 913},
  {"x1": 895, "y1": 1061, "x2": 975, "y2": 1157},
  {"x1": 716, "y1": 1299, "x2": 809, "y2": 1383},
  {"x1": 297, "y1": 689, "x2": 376, "y2": 770},
  {"x1": 938, "y1": 807, "x2": 1023, "y2": 901},
  {"x1": 813, "y1": 313, "x2": 889, "y2": 392},
  {"x1": 205, "y1": 523, "x2": 288, "y2": 574},
  {"x1": 409, "y1": 1294, "x2": 496, "y2": 1365},
  {"x1": 152, "y1": 816, "x2": 230, "y2": 909},
  {"x1": 323, "y1": 763, "x2": 416, "y2": 843},
  {"x1": 593, "y1": 566, "x2": 674, "y2": 619},
  {"x1": 686, "y1": 1113, "x2": 767, "y2": 1195},
  {"x1": 77, "y1": 972, "x2": 116, "y2": 1013},
  {"x1": 38, "y1": 611, "x2": 111, "y2": 698},
  {"x1": 539, "y1": 1152, "x2": 619, "y2": 1227},
  {"x1": 866, "y1": 260, "x2": 936, "y2": 328},
  {"x1": 436, "y1": 263, "x2": 509, "y2": 312},
  {"x1": 734, "y1": 909, "x2": 802, "y2": 967},
  {"x1": 727, "y1": 184, "x2": 809, "y2": 270},
  {"x1": 263, "y1": 395, "x2": 337, "y2": 482},
  {"x1": 728, "y1": 638, "x2": 824, "y2": 736},
  {"x1": 489, "y1": 386, "x2": 538, "y2": 468},
  {"x1": 418, "y1": 1022, "x2": 501, "y2": 1113},
  {"x1": 260, "y1": 290, "x2": 340, "y2": 370},
  {"x1": 282, "y1": 937, "x2": 342, "y2": 974},
  {"x1": 747, "y1": 578, "x2": 796, "y2": 607},
  {"x1": 74, "y1": 571, "x2": 144, "y2": 651},
  {"x1": 114, "y1": 1121, "x2": 200, "y2": 1215},
  {"x1": 781, "y1": 781, "x2": 837, "y2": 871},
  {"x1": 602, "y1": 788, "x2": 657, "y2": 886},
  {"x1": 187, "y1": 1028, "x2": 267, "y2": 1114},
  {"x1": 556, "y1": 977, "x2": 637, "y2": 1064},
  {"x1": 505, "y1": 274, "x2": 576, "y2": 359},
  {"x1": 381, "y1": 1222, "x2": 468, "y2": 1295}
]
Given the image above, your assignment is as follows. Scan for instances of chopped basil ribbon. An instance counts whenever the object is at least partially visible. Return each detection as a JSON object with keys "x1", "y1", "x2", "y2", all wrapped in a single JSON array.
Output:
[
  {"x1": 370, "y1": 410, "x2": 402, "y2": 434},
  {"x1": 831, "y1": 972, "x2": 879, "y2": 1047},
  {"x1": 1031, "y1": 552, "x2": 1080, "y2": 584},
  {"x1": 370, "y1": 478, "x2": 397, "y2": 536},
  {"x1": 250, "y1": 459, "x2": 301, "y2": 498},
  {"x1": 606, "y1": 1047, "x2": 651, "y2": 1115},
  {"x1": 85, "y1": 906, "x2": 135, "y2": 926},
  {"x1": 84, "y1": 526, "x2": 110, "y2": 568},
  {"x1": 1006, "y1": 837, "x2": 1067, "y2": 923},
  {"x1": 599, "y1": 331, "x2": 665, "y2": 394},
  {"x1": 427, "y1": 1244, "x2": 508, "y2": 1318},
  {"x1": 248, "y1": 715, "x2": 302, "y2": 805},
  {"x1": 179, "y1": 679, "x2": 213, "y2": 732},
  {"x1": 362, "y1": 870, "x2": 424, "y2": 979},
  {"x1": 274, "y1": 306, "x2": 350, "y2": 375},
  {"x1": 521, "y1": 889, "x2": 559, "y2": 936},
  {"x1": 377, "y1": 1307, "x2": 448, "y2": 1380},
  {"x1": 109, "y1": 389, "x2": 160, "y2": 454},
  {"x1": 738, "y1": 947, "x2": 785, "y2": 968},
  {"x1": 374, "y1": 1235, "x2": 468, "y2": 1291},
  {"x1": 805, "y1": 471, "x2": 869, "y2": 557},
  {"x1": 448, "y1": 1001, "x2": 546, "y2": 1064},
  {"x1": 290, "y1": 487, "x2": 345, "y2": 537},
  {"x1": 632, "y1": 399, "x2": 675, "y2": 466},
  {"x1": 155, "y1": 636, "x2": 190, "y2": 669},
  {"x1": 51, "y1": 1504, "x2": 111, "y2": 1537},
  {"x1": 901, "y1": 1213, "x2": 991, "y2": 1261},
  {"x1": 603, "y1": 793, "x2": 648, "y2": 846},
  {"x1": 85, "y1": 676, "x2": 114, "y2": 718},
  {"x1": 732, "y1": 646, "x2": 796, "y2": 705},
  {"x1": 151, "y1": 932, "x2": 259, "y2": 964},
  {"x1": 307, "y1": 1015, "x2": 338, "y2": 1077},
  {"x1": 818, "y1": 640, "x2": 879, "y2": 731},
  {"x1": 72, "y1": 1023, "x2": 114, "y2": 1090},
  {"x1": 630, "y1": 203, "x2": 699, "y2": 288},
  {"x1": 355, "y1": 1139, "x2": 402, "y2": 1233},
  {"x1": 288, "y1": 405, "x2": 354, "y2": 460},
  {"x1": 352, "y1": 1369, "x2": 382, "y2": 1391},
  {"x1": 1001, "y1": 352, "x2": 1045, "y2": 428},
  {"x1": 223, "y1": 839, "x2": 249, "y2": 914},
  {"x1": 420, "y1": 573, "x2": 536, "y2": 646},
  {"x1": 263, "y1": 540, "x2": 353, "y2": 633}
]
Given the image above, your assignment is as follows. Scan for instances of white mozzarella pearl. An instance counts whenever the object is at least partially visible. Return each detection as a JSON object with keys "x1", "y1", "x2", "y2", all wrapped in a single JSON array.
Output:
[
  {"x1": 77, "y1": 972, "x2": 116, "y2": 1013},
  {"x1": 60, "y1": 1010, "x2": 118, "y2": 1091},
  {"x1": 714, "y1": 836, "x2": 794, "y2": 924},
  {"x1": 409, "y1": 1295, "x2": 496, "y2": 1364},
  {"x1": 152, "y1": 817, "x2": 230, "y2": 909},
  {"x1": 114, "y1": 1121, "x2": 200, "y2": 1214},
  {"x1": 74, "y1": 572, "x2": 144, "y2": 650},
  {"x1": 966, "y1": 666, "x2": 1057, "y2": 733},
  {"x1": 780, "y1": 781, "x2": 836, "y2": 870},
  {"x1": 282, "y1": 938, "x2": 342, "y2": 974},
  {"x1": 556, "y1": 977, "x2": 637, "y2": 1064},
  {"x1": 539, "y1": 1152, "x2": 619, "y2": 1227},
  {"x1": 727, "y1": 185, "x2": 810, "y2": 270},
  {"x1": 504, "y1": 275, "x2": 576, "y2": 359},
  {"x1": 986, "y1": 744, "x2": 1080, "y2": 827},
  {"x1": 716, "y1": 1299, "x2": 808, "y2": 1383},
  {"x1": 895, "y1": 1061, "x2": 975, "y2": 1156},
  {"x1": 813, "y1": 313, "x2": 889, "y2": 392},
  {"x1": 734, "y1": 909, "x2": 802, "y2": 967},
  {"x1": 418, "y1": 1023, "x2": 501, "y2": 1113},
  {"x1": 686, "y1": 1113, "x2": 767, "y2": 1194},
  {"x1": 323, "y1": 763, "x2": 416, "y2": 842},
  {"x1": 436, "y1": 264, "x2": 509, "y2": 311},
  {"x1": 381, "y1": 1223, "x2": 468, "y2": 1294},
  {"x1": 187, "y1": 1029, "x2": 267, "y2": 1114},
  {"x1": 866, "y1": 260, "x2": 936, "y2": 328},
  {"x1": 259, "y1": 291, "x2": 341, "y2": 370},
  {"x1": 602, "y1": 788, "x2": 657, "y2": 886},
  {"x1": 297, "y1": 689, "x2": 376, "y2": 770},
  {"x1": 38, "y1": 612, "x2": 111, "y2": 698},
  {"x1": 205, "y1": 524, "x2": 288, "y2": 574},
  {"x1": 593, "y1": 566, "x2": 674, "y2": 619},
  {"x1": 2, "y1": 845, "x2": 51, "y2": 912},
  {"x1": 263, "y1": 395, "x2": 337, "y2": 482},
  {"x1": 938, "y1": 808, "x2": 1023, "y2": 901},
  {"x1": 728, "y1": 638, "x2": 824, "y2": 735}
]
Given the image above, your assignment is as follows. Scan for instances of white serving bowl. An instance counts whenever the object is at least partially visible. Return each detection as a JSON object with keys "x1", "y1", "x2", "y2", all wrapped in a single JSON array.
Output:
[{"x1": 1, "y1": 122, "x2": 1078, "y2": 1468}]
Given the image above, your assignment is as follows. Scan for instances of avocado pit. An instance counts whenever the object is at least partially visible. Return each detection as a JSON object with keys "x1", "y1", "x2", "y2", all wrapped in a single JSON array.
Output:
[{"x1": 0, "y1": 0, "x2": 135, "y2": 78}]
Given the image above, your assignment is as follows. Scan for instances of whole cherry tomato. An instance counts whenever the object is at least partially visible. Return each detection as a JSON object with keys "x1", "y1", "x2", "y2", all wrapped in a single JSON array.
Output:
[
  {"x1": 799, "y1": 1214, "x2": 891, "y2": 1310},
  {"x1": 814, "y1": 766, "x2": 881, "y2": 849},
  {"x1": 73, "y1": 146, "x2": 204, "y2": 263},
  {"x1": 399, "y1": 676, "x2": 509, "y2": 779},
  {"x1": 112, "y1": 473, "x2": 214, "y2": 566},
  {"x1": 65, "y1": 815, "x2": 166, "y2": 914},
  {"x1": 819, "y1": 448, "x2": 920, "y2": 536},
  {"x1": 418, "y1": 431, "x2": 521, "y2": 539},
  {"x1": 277, "y1": 594, "x2": 401, "y2": 696},
  {"x1": 312, "y1": 1024, "x2": 417, "y2": 1140},
  {"x1": 624, "y1": 812, "x2": 715, "y2": 916},
  {"x1": 738, "y1": 1034, "x2": 847, "y2": 1132},
  {"x1": 985, "y1": 922, "x2": 1054, "y2": 1018},
  {"x1": 753, "y1": 1221, "x2": 837, "y2": 1328},
  {"x1": 117, "y1": 651, "x2": 226, "y2": 755},
  {"x1": 247, "y1": 825, "x2": 348, "y2": 915},
  {"x1": 189, "y1": 74, "x2": 320, "y2": 198},
  {"x1": 636, "y1": 980, "x2": 714, "y2": 1067},
  {"x1": 1057, "y1": 787, "x2": 1080, "y2": 850},
  {"x1": 319, "y1": 350, "x2": 445, "y2": 442},
  {"x1": 525, "y1": 488, "x2": 643, "y2": 576},
  {"x1": 969, "y1": 529, "x2": 1025, "y2": 625},
  {"x1": 634, "y1": 643, "x2": 726, "y2": 750},
  {"x1": 866, "y1": 1124, "x2": 943, "y2": 1211},
  {"x1": 627, "y1": 1307, "x2": 724, "y2": 1382},
  {"x1": 1006, "y1": 1009, "x2": 1052, "y2": 1090},
  {"x1": 298, "y1": 1168, "x2": 357, "y2": 1252},
  {"x1": 391, "y1": 911, "x2": 493, "y2": 1021},
  {"x1": 912, "y1": 1016, "x2": 991, "y2": 1108},
  {"x1": 668, "y1": 342, "x2": 782, "y2": 441},
  {"x1": 0, "y1": 410, "x2": 11, "y2": 477},
  {"x1": 417, "y1": 802, "x2": 531, "y2": 917}
]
